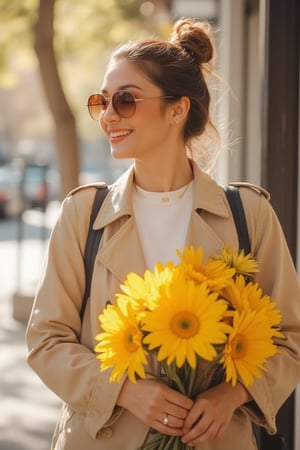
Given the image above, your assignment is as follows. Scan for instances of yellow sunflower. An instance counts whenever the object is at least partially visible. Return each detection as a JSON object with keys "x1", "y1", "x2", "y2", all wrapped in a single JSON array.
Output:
[
  {"x1": 95, "y1": 300, "x2": 147, "y2": 383},
  {"x1": 221, "y1": 309, "x2": 279, "y2": 386},
  {"x1": 242, "y1": 281, "x2": 283, "y2": 336},
  {"x1": 223, "y1": 275, "x2": 283, "y2": 338},
  {"x1": 117, "y1": 262, "x2": 175, "y2": 314},
  {"x1": 116, "y1": 272, "x2": 153, "y2": 314},
  {"x1": 212, "y1": 244, "x2": 259, "y2": 278},
  {"x1": 142, "y1": 276, "x2": 231, "y2": 368},
  {"x1": 177, "y1": 246, "x2": 235, "y2": 292}
]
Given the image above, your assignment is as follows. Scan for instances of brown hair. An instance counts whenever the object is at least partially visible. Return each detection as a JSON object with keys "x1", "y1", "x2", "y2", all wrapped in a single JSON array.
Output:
[{"x1": 111, "y1": 17, "x2": 219, "y2": 169}]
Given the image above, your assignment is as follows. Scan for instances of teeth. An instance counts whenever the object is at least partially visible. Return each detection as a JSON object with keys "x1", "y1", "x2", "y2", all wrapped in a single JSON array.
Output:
[{"x1": 110, "y1": 130, "x2": 131, "y2": 138}]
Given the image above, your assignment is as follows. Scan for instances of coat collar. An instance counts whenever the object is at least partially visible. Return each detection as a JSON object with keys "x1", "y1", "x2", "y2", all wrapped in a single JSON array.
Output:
[
  {"x1": 93, "y1": 160, "x2": 230, "y2": 231},
  {"x1": 93, "y1": 165, "x2": 135, "y2": 230},
  {"x1": 192, "y1": 161, "x2": 229, "y2": 217}
]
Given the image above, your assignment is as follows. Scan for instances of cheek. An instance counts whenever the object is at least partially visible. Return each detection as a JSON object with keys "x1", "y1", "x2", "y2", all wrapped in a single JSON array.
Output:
[{"x1": 99, "y1": 116, "x2": 106, "y2": 133}]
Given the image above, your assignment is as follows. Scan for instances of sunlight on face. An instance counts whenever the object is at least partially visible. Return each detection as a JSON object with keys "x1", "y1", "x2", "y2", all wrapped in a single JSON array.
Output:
[{"x1": 99, "y1": 59, "x2": 175, "y2": 162}]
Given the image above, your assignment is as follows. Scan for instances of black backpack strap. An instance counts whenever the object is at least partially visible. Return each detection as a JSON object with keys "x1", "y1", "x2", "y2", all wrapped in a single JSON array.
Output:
[
  {"x1": 80, "y1": 187, "x2": 109, "y2": 320},
  {"x1": 224, "y1": 185, "x2": 251, "y2": 254},
  {"x1": 224, "y1": 185, "x2": 286, "y2": 450}
]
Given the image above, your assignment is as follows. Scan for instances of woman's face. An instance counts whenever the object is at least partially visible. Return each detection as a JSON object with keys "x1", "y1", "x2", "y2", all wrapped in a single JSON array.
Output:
[{"x1": 99, "y1": 59, "x2": 175, "y2": 162}]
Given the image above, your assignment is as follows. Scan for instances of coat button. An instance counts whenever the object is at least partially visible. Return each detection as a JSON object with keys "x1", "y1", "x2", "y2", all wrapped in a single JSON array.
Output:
[{"x1": 102, "y1": 427, "x2": 112, "y2": 438}]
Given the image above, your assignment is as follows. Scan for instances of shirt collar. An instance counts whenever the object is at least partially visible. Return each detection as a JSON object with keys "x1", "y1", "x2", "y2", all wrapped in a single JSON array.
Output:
[{"x1": 93, "y1": 160, "x2": 230, "y2": 230}]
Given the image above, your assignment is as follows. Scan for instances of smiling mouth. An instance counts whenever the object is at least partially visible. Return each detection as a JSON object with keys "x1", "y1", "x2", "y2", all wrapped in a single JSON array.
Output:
[{"x1": 110, "y1": 130, "x2": 132, "y2": 139}]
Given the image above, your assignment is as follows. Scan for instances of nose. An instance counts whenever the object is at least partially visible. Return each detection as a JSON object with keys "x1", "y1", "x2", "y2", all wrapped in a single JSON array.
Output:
[{"x1": 100, "y1": 100, "x2": 121, "y2": 124}]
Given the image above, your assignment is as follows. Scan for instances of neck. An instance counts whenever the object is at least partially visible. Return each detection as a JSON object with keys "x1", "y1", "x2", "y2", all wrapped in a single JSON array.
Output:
[{"x1": 134, "y1": 155, "x2": 193, "y2": 192}]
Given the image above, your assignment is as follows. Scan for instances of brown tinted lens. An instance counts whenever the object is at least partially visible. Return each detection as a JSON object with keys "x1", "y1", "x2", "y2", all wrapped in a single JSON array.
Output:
[
  {"x1": 88, "y1": 94, "x2": 106, "y2": 120},
  {"x1": 112, "y1": 91, "x2": 136, "y2": 118}
]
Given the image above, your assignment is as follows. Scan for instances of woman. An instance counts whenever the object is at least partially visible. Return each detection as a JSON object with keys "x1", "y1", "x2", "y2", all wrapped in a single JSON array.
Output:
[{"x1": 26, "y1": 18, "x2": 300, "y2": 450}]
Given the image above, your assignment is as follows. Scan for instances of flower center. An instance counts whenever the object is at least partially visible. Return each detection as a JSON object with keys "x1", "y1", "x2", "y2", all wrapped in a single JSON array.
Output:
[
  {"x1": 171, "y1": 311, "x2": 199, "y2": 338},
  {"x1": 124, "y1": 325, "x2": 140, "y2": 352},
  {"x1": 231, "y1": 334, "x2": 247, "y2": 359}
]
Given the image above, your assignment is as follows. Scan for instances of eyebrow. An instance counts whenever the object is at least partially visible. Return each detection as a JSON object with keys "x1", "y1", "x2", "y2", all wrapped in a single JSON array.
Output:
[{"x1": 101, "y1": 84, "x2": 143, "y2": 94}]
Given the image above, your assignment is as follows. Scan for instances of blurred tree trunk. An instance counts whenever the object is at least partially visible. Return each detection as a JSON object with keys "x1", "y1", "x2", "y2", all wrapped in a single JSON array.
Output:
[{"x1": 34, "y1": 0, "x2": 79, "y2": 200}]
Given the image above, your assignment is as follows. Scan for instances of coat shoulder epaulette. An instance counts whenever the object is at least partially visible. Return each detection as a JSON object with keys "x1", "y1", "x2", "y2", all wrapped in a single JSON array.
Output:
[
  {"x1": 67, "y1": 182, "x2": 108, "y2": 197},
  {"x1": 229, "y1": 182, "x2": 270, "y2": 201}
]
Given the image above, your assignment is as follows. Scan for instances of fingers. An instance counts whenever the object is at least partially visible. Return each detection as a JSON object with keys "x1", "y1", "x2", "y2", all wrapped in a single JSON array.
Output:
[
  {"x1": 182, "y1": 411, "x2": 226, "y2": 445},
  {"x1": 181, "y1": 384, "x2": 235, "y2": 445},
  {"x1": 159, "y1": 412, "x2": 186, "y2": 429},
  {"x1": 146, "y1": 380, "x2": 193, "y2": 416},
  {"x1": 118, "y1": 378, "x2": 193, "y2": 436},
  {"x1": 148, "y1": 384, "x2": 193, "y2": 435},
  {"x1": 153, "y1": 412, "x2": 186, "y2": 436},
  {"x1": 164, "y1": 385, "x2": 194, "y2": 411}
]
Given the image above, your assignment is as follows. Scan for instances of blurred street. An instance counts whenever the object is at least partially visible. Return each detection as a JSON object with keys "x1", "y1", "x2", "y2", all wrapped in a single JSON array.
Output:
[{"x1": 0, "y1": 204, "x2": 61, "y2": 450}]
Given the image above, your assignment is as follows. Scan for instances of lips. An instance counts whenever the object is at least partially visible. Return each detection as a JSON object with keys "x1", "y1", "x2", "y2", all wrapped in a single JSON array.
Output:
[{"x1": 109, "y1": 129, "x2": 132, "y2": 139}]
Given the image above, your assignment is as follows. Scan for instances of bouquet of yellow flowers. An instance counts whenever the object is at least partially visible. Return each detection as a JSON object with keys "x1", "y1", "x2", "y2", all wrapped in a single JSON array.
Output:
[{"x1": 95, "y1": 245, "x2": 283, "y2": 450}]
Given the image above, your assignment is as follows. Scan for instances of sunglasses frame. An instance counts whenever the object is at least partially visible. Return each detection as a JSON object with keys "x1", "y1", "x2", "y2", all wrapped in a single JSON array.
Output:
[{"x1": 87, "y1": 90, "x2": 175, "y2": 120}]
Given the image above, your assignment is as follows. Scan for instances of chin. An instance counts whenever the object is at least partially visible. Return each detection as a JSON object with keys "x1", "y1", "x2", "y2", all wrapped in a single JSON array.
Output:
[{"x1": 111, "y1": 147, "x2": 135, "y2": 160}]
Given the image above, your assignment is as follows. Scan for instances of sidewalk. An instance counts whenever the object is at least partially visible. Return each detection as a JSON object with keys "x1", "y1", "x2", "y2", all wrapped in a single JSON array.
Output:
[{"x1": 0, "y1": 206, "x2": 61, "y2": 450}]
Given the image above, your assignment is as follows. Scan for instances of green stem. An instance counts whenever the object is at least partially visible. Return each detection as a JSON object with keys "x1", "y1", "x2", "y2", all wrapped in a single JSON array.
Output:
[
  {"x1": 191, "y1": 357, "x2": 223, "y2": 398},
  {"x1": 157, "y1": 435, "x2": 167, "y2": 450},
  {"x1": 186, "y1": 365, "x2": 196, "y2": 398},
  {"x1": 158, "y1": 435, "x2": 174, "y2": 450},
  {"x1": 136, "y1": 431, "x2": 163, "y2": 450},
  {"x1": 163, "y1": 361, "x2": 187, "y2": 395}
]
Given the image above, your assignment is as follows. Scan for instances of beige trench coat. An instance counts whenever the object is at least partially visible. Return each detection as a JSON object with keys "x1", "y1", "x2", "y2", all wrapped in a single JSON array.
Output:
[{"x1": 26, "y1": 162, "x2": 300, "y2": 450}]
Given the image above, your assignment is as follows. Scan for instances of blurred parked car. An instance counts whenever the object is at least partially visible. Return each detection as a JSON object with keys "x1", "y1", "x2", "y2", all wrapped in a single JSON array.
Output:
[
  {"x1": 0, "y1": 165, "x2": 23, "y2": 218},
  {"x1": 0, "y1": 162, "x2": 59, "y2": 219},
  {"x1": 23, "y1": 165, "x2": 49, "y2": 209}
]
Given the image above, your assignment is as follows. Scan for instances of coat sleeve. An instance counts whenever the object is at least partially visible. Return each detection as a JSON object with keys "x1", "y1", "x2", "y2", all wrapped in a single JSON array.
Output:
[
  {"x1": 25, "y1": 189, "x2": 125, "y2": 440},
  {"x1": 239, "y1": 187, "x2": 300, "y2": 433}
]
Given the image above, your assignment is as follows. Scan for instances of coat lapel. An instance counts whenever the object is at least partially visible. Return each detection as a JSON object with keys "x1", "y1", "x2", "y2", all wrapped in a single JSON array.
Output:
[
  {"x1": 187, "y1": 210, "x2": 228, "y2": 258},
  {"x1": 92, "y1": 161, "x2": 232, "y2": 281},
  {"x1": 93, "y1": 165, "x2": 147, "y2": 283},
  {"x1": 97, "y1": 216, "x2": 146, "y2": 283},
  {"x1": 187, "y1": 161, "x2": 232, "y2": 256}
]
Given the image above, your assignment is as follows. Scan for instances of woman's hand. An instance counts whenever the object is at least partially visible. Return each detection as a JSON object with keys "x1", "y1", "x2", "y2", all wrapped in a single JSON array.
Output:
[
  {"x1": 117, "y1": 378, "x2": 193, "y2": 436},
  {"x1": 181, "y1": 382, "x2": 252, "y2": 446}
]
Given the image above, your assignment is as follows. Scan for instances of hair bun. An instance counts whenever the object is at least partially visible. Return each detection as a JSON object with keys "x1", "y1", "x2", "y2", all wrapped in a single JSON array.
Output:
[{"x1": 170, "y1": 18, "x2": 214, "y2": 65}]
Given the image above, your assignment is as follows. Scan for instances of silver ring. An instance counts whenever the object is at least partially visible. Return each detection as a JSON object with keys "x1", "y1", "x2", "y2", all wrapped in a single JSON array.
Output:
[{"x1": 163, "y1": 414, "x2": 169, "y2": 425}]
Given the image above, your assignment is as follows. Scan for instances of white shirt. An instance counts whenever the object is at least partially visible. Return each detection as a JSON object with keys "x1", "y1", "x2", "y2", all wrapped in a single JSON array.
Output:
[{"x1": 132, "y1": 181, "x2": 194, "y2": 269}]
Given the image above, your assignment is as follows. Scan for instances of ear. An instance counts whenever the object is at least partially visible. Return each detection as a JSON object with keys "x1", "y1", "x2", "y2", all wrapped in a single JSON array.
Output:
[{"x1": 168, "y1": 96, "x2": 190, "y2": 126}]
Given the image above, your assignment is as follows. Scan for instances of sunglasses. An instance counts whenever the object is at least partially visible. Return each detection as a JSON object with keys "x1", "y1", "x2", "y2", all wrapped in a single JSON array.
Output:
[{"x1": 87, "y1": 90, "x2": 174, "y2": 120}]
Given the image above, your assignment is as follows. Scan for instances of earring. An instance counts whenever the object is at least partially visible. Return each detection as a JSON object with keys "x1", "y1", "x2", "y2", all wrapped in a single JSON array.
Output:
[{"x1": 175, "y1": 119, "x2": 179, "y2": 125}]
